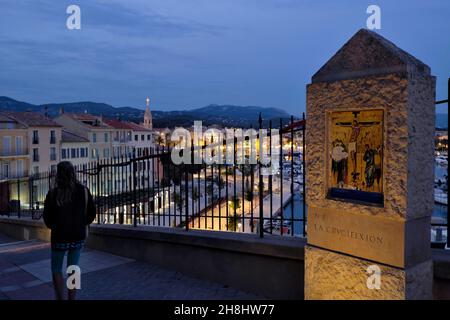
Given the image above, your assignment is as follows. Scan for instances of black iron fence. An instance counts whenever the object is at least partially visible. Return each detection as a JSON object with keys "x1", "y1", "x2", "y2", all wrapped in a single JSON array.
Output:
[
  {"x1": 89, "y1": 115, "x2": 307, "y2": 237},
  {"x1": 0, "y1": 115, "x2": 308, "y2": 238},
  {"x1": 431, "y1": 78, "x2": 449, "y2": 248}
]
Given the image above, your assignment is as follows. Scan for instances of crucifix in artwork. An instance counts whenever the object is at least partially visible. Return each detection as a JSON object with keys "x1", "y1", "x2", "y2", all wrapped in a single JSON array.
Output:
[{"x1": 328, "y1": 109, "x2": 384, "y2": 195}]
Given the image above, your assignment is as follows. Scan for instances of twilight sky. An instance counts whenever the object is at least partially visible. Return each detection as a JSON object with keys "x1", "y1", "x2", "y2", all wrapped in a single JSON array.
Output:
[{"x1": 0, "y1": 0, "x2": 448, "y2": 115}]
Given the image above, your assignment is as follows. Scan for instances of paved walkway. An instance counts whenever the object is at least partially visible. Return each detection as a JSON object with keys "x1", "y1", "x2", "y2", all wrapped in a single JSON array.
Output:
[{"x1": 0, "y1": 233, "x2": 260, "y2": 300}]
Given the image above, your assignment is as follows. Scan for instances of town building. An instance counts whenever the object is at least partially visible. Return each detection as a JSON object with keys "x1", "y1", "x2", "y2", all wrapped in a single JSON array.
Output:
[
  {"x1": 0, "y1": 113, "x2": 29, "y2": 180},
  {"x1": 104, "y1": 119, "x2": 154, "y2": 158},
  {"x1": 128, "y1": 121, "x2": 155, "y2": 157},
  {"x1": 435, "y1": 129, "x2": 448, "y2": 152},
  {"x1": 103, "y1": 118, "x2": 134, "y2": 158},
  {"x1": 54, "y1": 112, "x2": 114, "y2": 161},
  {"x1": 60, "y1": 129, "x2": 90, "y2": 167},
  {"x1": 0, "y1": 111, "x2": 62, "y2": 178}
]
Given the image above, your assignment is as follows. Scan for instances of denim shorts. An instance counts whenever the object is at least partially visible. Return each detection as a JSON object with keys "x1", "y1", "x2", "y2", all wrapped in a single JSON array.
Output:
[{"x1": 51, "y1": 248, "x2": 82, "y2": 274}]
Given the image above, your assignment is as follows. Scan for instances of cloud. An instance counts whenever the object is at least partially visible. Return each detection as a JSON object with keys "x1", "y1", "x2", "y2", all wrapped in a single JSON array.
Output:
[{"x1": 0, "y1": 0, "x2": 448, "y2": 114}]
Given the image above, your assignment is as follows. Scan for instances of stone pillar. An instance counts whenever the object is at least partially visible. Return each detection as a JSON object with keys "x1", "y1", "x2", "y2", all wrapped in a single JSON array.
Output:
[{"x1": 305, "y1": 29, "x2": 436, "y2": 300}]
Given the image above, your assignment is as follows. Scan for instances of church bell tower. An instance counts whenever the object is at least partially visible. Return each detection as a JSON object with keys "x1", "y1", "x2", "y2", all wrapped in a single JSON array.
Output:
[{"x1": 144, "y1": 97, "x2": 153, "y2": 130}]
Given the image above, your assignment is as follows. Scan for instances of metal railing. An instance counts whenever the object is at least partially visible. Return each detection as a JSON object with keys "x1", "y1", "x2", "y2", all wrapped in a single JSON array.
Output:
[
  {"x1": 0, "y1": 115, "x2": 307, "y2": 238},
  {"x1": 86, "y1": 115, "x2": 306, "y2": 237},
  {"x1": 431, "y1": 78, "x2": 449, "y2": 248}
]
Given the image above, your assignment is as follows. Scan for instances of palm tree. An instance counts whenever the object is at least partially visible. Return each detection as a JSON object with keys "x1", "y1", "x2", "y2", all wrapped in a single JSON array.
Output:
[
  {"x1": 229, "y1": 196, "x2": 241, "y2": 211},
  {"x1": 245, "y1": 189, "x2": 253, "y2": 202},
  {"x1": 156, "y1": 135, "x2": 164, "y2": 146},
  {"x1": 173, "y1": 191, "x2": 183, "y2": 211},
  {"x1": 192, "y1": 187, "x2": 200, "y2": 200},
  {"x1": 227, "y1": 212, "x2": 242, "y2": 232}
]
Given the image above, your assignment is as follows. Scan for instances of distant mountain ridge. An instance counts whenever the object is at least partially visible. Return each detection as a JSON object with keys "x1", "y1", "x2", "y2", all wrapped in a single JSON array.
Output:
[
  {"x1": 1, "y1": 96, "x2": 447, "y2": 129},
  {"x1": 0, "y1": 96, "x2": 290, "y2": 128}
]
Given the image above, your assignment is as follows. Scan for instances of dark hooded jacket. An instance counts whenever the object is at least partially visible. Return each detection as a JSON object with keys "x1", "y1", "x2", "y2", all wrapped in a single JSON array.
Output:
[{"x1": 43, "y1": 183, "x2": 96, "y2": 244}]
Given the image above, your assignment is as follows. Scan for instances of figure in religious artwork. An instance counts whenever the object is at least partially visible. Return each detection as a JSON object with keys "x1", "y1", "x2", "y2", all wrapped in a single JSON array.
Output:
[
  {"x1": 374, "y1": 145, "x2": 383, "y2": 188},
  {"x1": 363, "y1": 144, "x2": 376, "y2": 189},
  {"x1": 348, "y1": 119, "x2": 361, "y2": 171},
  {"x1": 331, "y1": 139, "x2": 348, "y2": 188}
]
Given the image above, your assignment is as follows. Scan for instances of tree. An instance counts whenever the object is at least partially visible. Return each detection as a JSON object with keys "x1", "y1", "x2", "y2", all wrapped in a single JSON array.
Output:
[
  {"x1": 224, "y1": 166, "x2": 234, "y2": 175},
  {"x1": 245, "y1": 189, "x2": 253, "y2": 202},
  {"x1": 206, "y1": 183, "x2": 218, "y2": 203},
  {"x1": 192, "y1": 187, "x2": 200, "y2": 200},
  {"x1": 156, "y1": 135, "x2": 164, "y2": 145},
  {"x1": 239, "y1": 164, "x2": 253, "y2": 177},
  {"x1": 227, "y1": 213, "x2": 242, "y2": 232},
  {"x1": 258, "y1": 180, "x2": 265, "y2": 193},
  {"x1": 229, "y1": 196, "x2": 241, "y2": 211},
  {"x1": 173, "y1": 191, "x2": 183, "y2": 211},
  {"x1": 215, "y1": 176, "x2": 225, "y2": 189}
]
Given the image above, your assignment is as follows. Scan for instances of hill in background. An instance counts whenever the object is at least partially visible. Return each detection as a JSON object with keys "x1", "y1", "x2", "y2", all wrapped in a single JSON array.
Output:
[
  {"x1": 0, "y1": 96, "x2": 447, "y2": 129},
  {"x1": 0, "y1": 96, "x2": 291, "y2": 128}
]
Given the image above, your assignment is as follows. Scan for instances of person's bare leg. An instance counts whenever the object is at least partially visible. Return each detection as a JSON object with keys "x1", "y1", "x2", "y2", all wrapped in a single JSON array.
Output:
[
  {"x1": 52, "y1": 273, "x2": 65, "y2": 300},
  {"x1": 66, "y1": 248, "x2": 82, "y2": 300},
  {"x1": 68, "y1": 288, "x2": 76, "y2": 300}
]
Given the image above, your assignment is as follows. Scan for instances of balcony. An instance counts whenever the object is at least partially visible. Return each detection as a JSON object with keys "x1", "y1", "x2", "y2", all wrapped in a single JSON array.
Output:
[
  {"x1": 0, "y1": 149, "x2": 29, "y2": 158},
  {"x1": 0, "y1": 170, "x2": 29, "y2": 180},
  {"x1": 113, "y1": 137, "x2": 130, "y2": 143}
]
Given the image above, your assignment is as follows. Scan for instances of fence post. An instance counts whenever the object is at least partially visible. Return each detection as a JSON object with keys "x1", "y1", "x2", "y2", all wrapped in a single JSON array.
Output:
[
  {"x1": 133, "y1": 159, "x2": 137, "y2": 227},
  {"x1": 184, "y1": 144, "x2": 189, "y2": 231},
  {"x1": 29, "y1": 176, "x2": 34, "y2": 219},
  {"x1": 279, "y1": 119, "x2": 283, "y2": 236},
  {"x1": 96, "y1": 160, "x2": 100, "y2": 224},
  {"x1": 302, "y1": 112, "x2": 306, "y2": 237},
  {"x1": 290, "y1": 115, "x2": 294, "y2": 235},
  {"x1": 6, "y1": 180, "x2": 10, "y2": 218},
  {"x1": 258, "y1": 113, "x2": 264, "y2": 238},
  {"x1": 17, "y1": 179, "x2": 21, "y2": 219}
]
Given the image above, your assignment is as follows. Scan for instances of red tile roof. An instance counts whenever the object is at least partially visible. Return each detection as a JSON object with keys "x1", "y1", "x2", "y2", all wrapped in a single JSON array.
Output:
[
  {"x1": 0, "y1": 113, "x2": 15, "y2": 122},
  {"x1": 66, "y1": 113, "x2": 99, "y2": 121},
  {"x1": 61, "y1": 130, "x2": 89, "y2": 143},
  {"x1": 126, "y1": 121, "x2": 152, "y2": 132},
  {"x1": 104, "y1": 119, "x2": 134, "y2": 130},
  {"x1": 1, "y1": 111, "x2": 61, "y2": 127},
  {"x1": 64, "y1": 113, "x2": 112, "y2": 129},
  {"x1": 104, "y1": 119, "x2": 152, "y2": 132}
]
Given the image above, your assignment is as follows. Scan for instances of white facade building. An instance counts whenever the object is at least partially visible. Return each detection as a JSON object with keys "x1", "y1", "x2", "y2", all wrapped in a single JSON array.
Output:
[
  {"x1": 60, "y1": 130, "x2": 90, "y2": 167},
  {"x1": 54, "y1": 113, "x2": 114, "y2": 161}
]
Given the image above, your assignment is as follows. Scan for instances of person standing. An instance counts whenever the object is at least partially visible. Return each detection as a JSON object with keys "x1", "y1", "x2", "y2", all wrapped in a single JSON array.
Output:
[
  {"x1": 363, "y1": 144, "x2": 376, "y2": 190},
  {"x1": 43, "y1": 161, "x2": 96, "y2": 300},
  {"x1": 331, "y1": 139, "x2": 348, "y2": 188}
]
